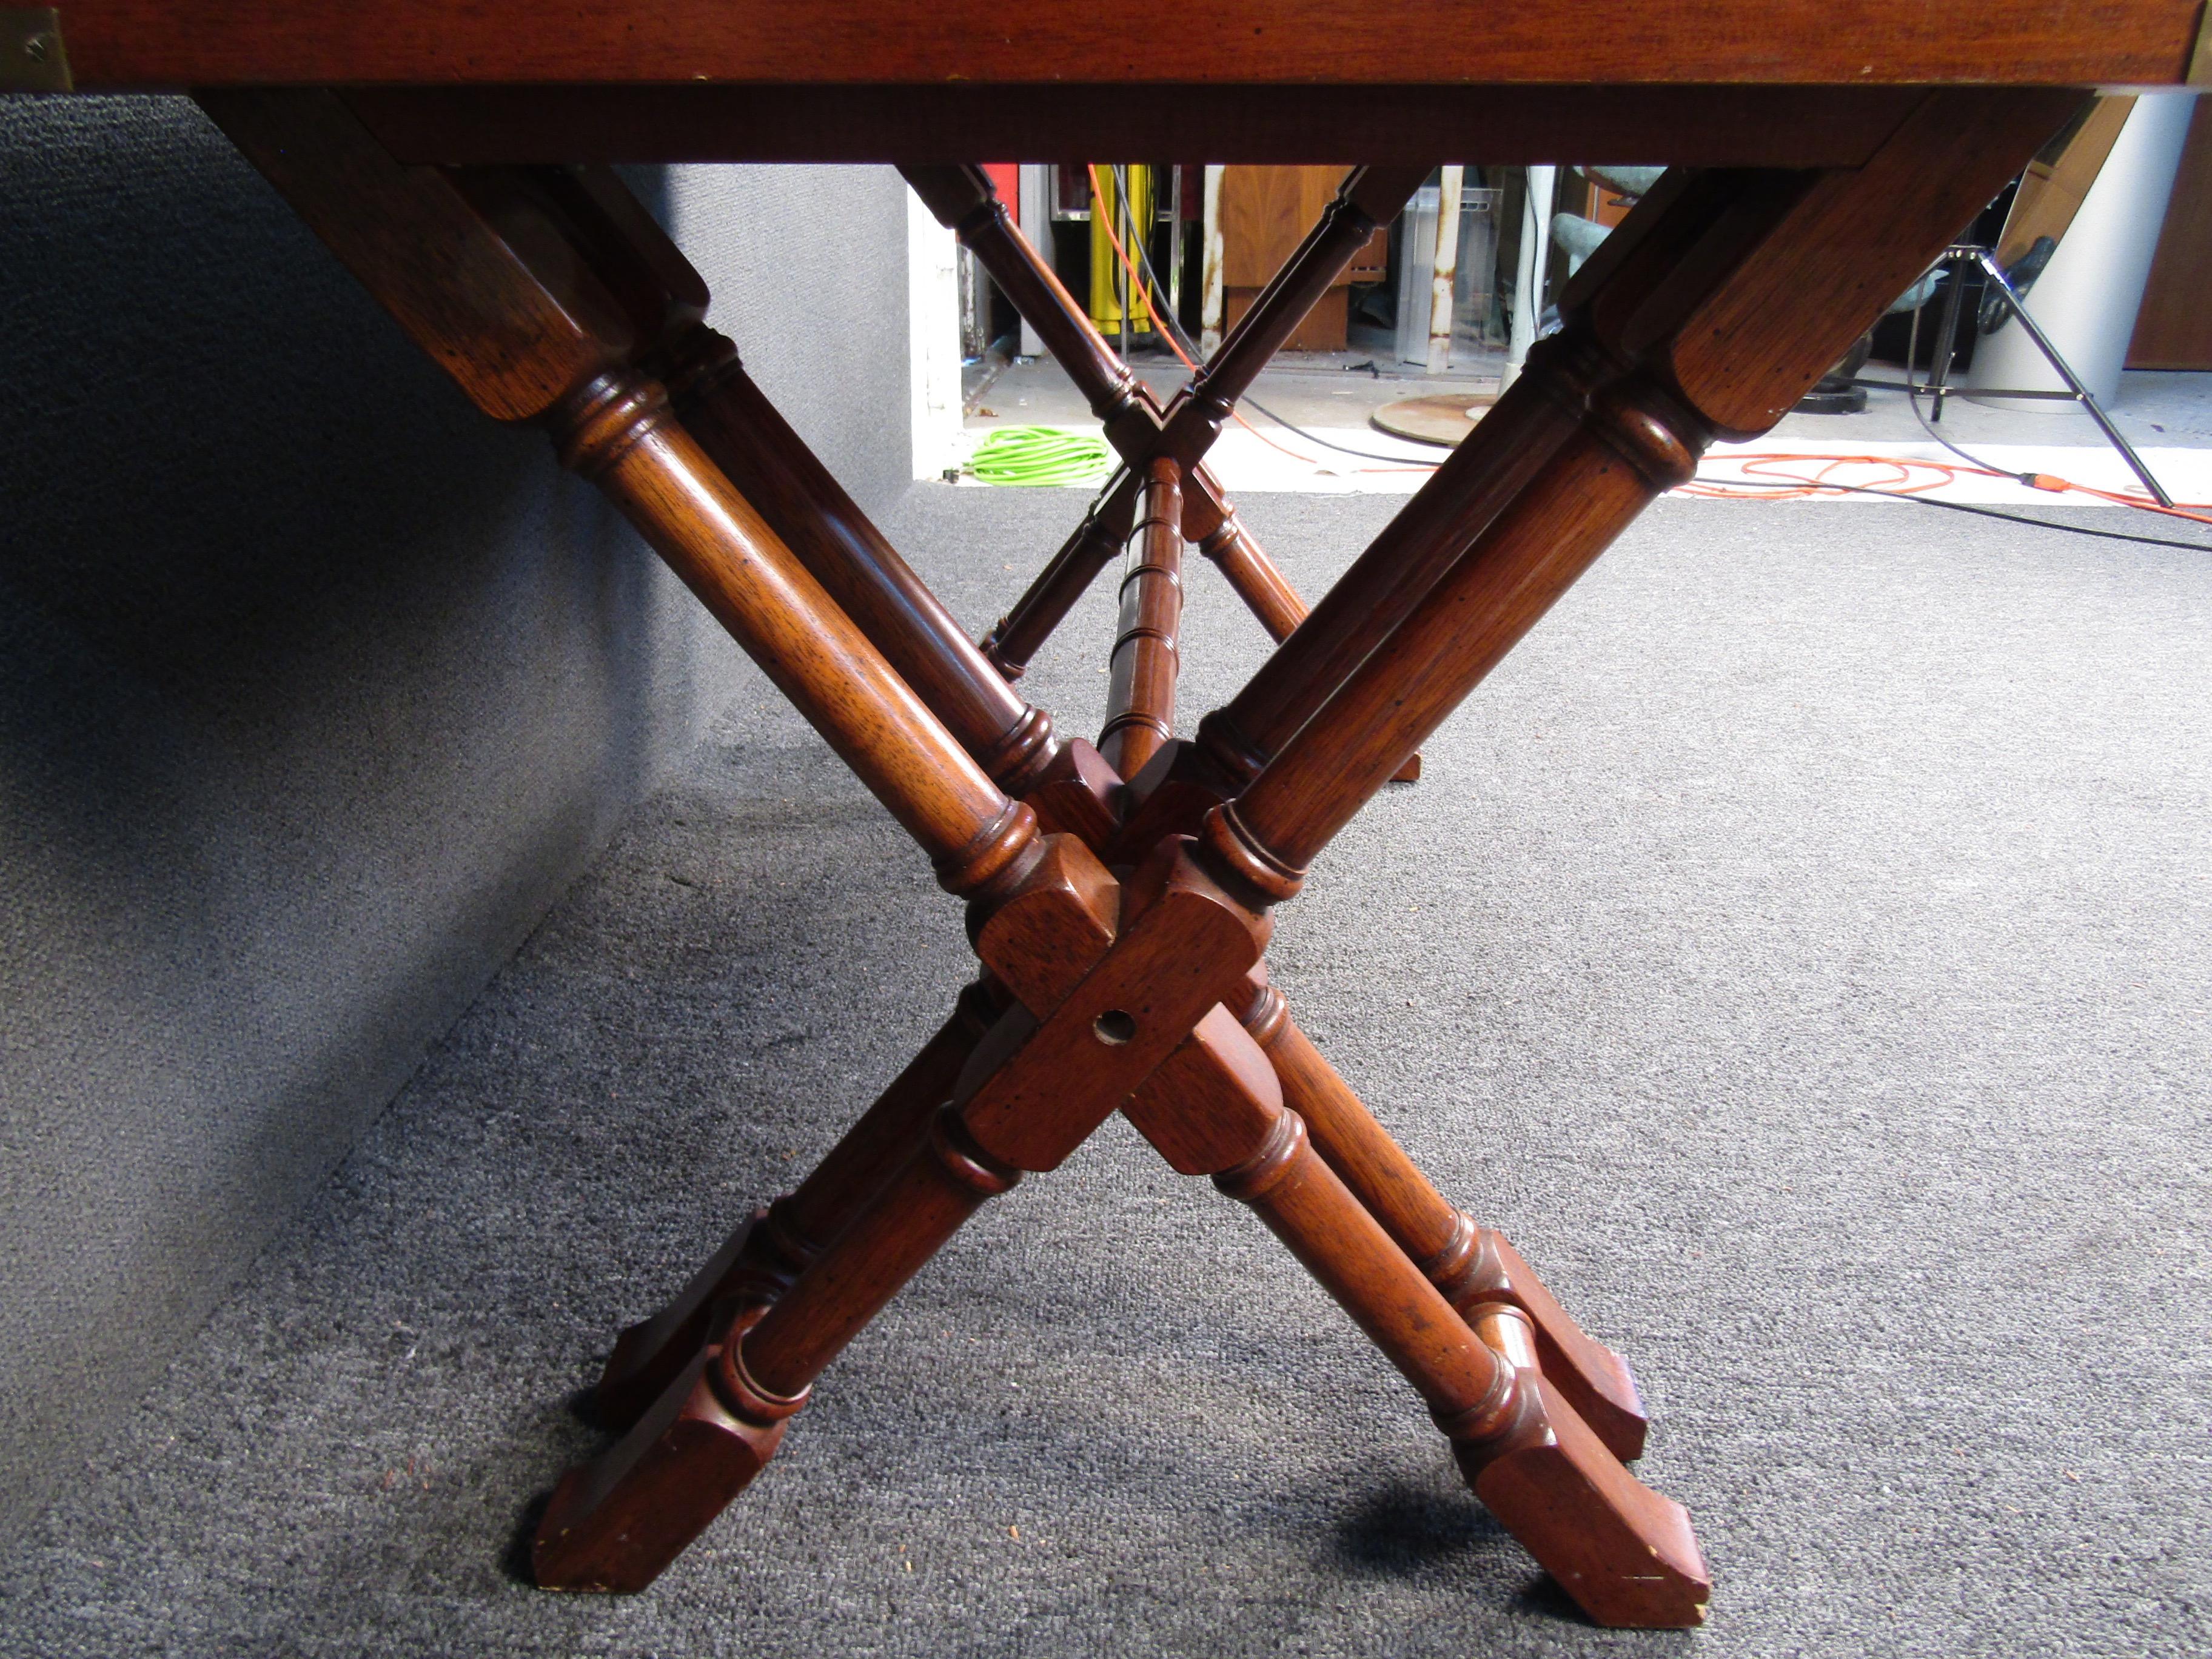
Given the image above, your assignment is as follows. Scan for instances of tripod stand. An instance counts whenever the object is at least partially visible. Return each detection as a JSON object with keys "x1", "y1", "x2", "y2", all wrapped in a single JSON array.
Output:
[{"x1": 1869, "y1": 241, "x2": 2174, "y2": 507}]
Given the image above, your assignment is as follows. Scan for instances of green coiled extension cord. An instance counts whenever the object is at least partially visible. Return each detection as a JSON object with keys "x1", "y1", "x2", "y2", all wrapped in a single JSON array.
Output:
[{"x1": 966, "y1": 425, "x2": 1113, "y2": 487}]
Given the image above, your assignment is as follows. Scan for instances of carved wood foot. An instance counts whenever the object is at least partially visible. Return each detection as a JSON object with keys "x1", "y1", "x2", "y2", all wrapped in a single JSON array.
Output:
[
  {"x1": 1234, "y1": 969, "x2": 1650, "y2": 1461},
  {"x1": 535, "y1": 1341, "x2": 803, "y2": 1592},
  {"x1": 1122, "y1": 1001, "x2": 1705, "y2": 1628},
  {"x1": 591, "y1": 979, "x2": 1008, "y2": 1427},
  {"x1": 1447, "y1": 1308, "x2": 1709, "y2": 1629}
]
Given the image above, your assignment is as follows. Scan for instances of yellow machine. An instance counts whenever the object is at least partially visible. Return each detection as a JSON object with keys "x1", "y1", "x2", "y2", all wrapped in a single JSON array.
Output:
[{"x1": 1089, "y1": 164, "x2": 1152, "y2": 335}]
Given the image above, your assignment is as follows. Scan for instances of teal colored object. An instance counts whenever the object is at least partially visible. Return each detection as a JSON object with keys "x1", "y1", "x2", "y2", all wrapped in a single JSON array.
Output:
[{"x1": 967, "y1": 426, "x2": 1112, "y2": 487}]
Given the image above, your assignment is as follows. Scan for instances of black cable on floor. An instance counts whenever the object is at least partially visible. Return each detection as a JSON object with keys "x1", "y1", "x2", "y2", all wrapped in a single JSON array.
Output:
[
  {"x1": 1696, "y1": 473, "x2": 2212, "y2": 552},
  {"x1": 1113, "y1": 198, "x2": 2205, "y2": 545},
  {"x1": 1240, "y1": 396, "x2": 1447, "y2": 467},
  {"x1": 1906, "y1": 381, "x2": 2037, "y2": 483},
  {"x1": 1116, "y1": 220, "x2": 1449, "y2": 469}
]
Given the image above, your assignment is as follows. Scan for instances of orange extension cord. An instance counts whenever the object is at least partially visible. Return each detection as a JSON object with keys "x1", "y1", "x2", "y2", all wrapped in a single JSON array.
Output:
[
  {"x1": 1688, "y1": 451, "x2": 2212, "y2": 523},
  {"x1": 1084, "y1": 163, "x2": 1429, "y2": 475},
  {"x1": 1082, "y1": 163, "x2": 2212, "y2": 521}
]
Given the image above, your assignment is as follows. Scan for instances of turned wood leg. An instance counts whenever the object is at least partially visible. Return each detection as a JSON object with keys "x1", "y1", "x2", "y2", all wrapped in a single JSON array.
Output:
[
  {"x1": 1193, "y1": 509, "x2": 1421, "y2": 785},
  {"x1": 1233, "y1": 970, "x2": 1647, "y2": 1461},
  {"x1": 534, "y1": 837, "x2": 1267, "y2": 1591},
  {"x1": 515, "y1": 164, "x2": 1068, "y2": 800},
  {"x1": 1121, "y1": 1010, "x2": 1708, "y2": 1627},
  {"x1": 203, "y1": 90, "x2": 1046, "y2": 914},
  {"x1": 534, "y1": 1101, "x2": 1021, "y2": 1592},
  {"x1": 981, "y1": 476, "x2": 1133, "y2": 680},
  {"x1": 1198, "y1": 96, "x2": 2081, "y2": 916},
  {"x1": 591, "y1": 976, "x2": 1011, "y2": 1428},
  {"x1": 1098, "y1": 458, "x2": 1185, "y2": 778}
]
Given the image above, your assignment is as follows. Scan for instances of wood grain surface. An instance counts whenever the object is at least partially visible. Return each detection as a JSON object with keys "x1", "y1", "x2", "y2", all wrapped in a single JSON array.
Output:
[
  {"x1": 63, "y1": 1, "x2": 2200, "y2": 89},
  {"x1": 349, "y1": 84, "x2": 1936, "y2": 168}
]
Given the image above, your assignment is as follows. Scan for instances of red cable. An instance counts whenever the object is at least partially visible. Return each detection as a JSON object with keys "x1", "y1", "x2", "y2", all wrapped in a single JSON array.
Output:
[
  {"x1": 1082, "y1": 165, "x2": 2210, "y2": 517},
  {"x1": 1084, "y1": 163, "x2": 1399, "y2": 472}
]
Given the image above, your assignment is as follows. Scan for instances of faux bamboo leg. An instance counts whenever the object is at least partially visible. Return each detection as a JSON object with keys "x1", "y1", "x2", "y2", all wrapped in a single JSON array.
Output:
[
  {"x1": 1098, "y1": 459, "x2": 1186, "y2": 778},
  {"x1": 1233, "y1": 971, "x2": 1647, "y2": 1461},
  {"x1": 202, "y1": 90, "x2": 1043, "y2": 911},
  {"x1": 910, "y1": 164, "x2": 1401, "y2": 702},
  {"x1": 536, "y1": 839, "x2": 1269, "y2": 1591},
  {"x1": 1198, "y1": 93, "x2": 2080, "y2": 911},
  {"x1": 1119, "y1": 1015, "x2": 1708, "y2": 1628},
  {"x1": 591, "y1": 977, "x2": 1011, "y2": 1427},
  {"x1": 982, "y1": 472, "x2": 1134, "y2": 680},
  {"x1": 1194, "y1": 510, "x2": 1422, "y2": 785}
]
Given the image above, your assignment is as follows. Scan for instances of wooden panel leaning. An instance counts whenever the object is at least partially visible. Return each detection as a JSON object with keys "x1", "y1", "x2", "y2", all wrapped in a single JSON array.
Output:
[{"x1": 199, "y1": 90, "x2": 1041, "y2": 907}]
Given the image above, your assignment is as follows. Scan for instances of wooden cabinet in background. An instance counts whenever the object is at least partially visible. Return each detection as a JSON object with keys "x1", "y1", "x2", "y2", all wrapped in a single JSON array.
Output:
[
  {"x1": 2128, "y1": 96, "x2": 2212, "y2": 370},
  {"x1": 1221, "y1": 165, "x2": 1382, "y2": 351}
]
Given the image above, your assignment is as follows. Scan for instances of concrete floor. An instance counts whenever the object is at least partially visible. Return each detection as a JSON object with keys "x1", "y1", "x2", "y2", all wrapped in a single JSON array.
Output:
[
  {"x1": 960, "y1": 341, "x2": 2212, "y2": 508},
  {"x1": 966, "y1": 344, "x2": 2212, "y2": 455}
]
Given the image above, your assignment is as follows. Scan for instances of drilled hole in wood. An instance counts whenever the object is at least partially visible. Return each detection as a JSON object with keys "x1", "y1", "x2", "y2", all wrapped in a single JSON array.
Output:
[{"x1": 1092, "y1": 1009, "x2": 1137, "y2": 1045}]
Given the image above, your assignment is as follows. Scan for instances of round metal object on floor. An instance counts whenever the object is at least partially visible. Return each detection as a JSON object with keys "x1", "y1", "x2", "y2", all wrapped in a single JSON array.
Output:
[{"x1": 1370, "y1": 392, "x2": 1499, "y2": 448}]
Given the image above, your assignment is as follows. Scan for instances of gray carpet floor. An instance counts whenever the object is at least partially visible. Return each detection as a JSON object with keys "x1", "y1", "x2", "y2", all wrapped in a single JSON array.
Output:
[{"x1": 2, "y1": 490, "x2": 2207, "y2": 1658}]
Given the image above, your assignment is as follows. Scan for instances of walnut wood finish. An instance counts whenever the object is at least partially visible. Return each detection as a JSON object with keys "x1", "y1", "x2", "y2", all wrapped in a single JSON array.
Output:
[
  {"x1": 201, "y1": 89, "x2": 1041, "y2": 907},
  {"x1": 537, "y1": 837, "x2": 1263, "y2": 1584},
  {"x1": 160, "y1": 56, "x2": 2094, "y2": 1633},
  {"x1": 1193, "y1": 507, "x2": 1425, "y2": 786},
  {"x1": 545, "y1": 826, "x2": 1707, "y2": 1623},
  {"x1": 76, "y1": 2, "x2": 2199, "y2": 89},
  {"x1": 1196, "y1": 513, "x2": 1303, "y2": 642},
  {"x1": 1199, "y1": 90, "x2": 2079, "y2": 908},
  {"x1": 563, "y1": 375, "x2": 1039, "y2": 900},
  {"x1": 1098, "y1": 460, "x2": 1187, "y2": 779},
  {"x1": 1244, "y1": 167, "x2": 1737, "y2": 763},
  {"x1": 592, "y1": 977, "x2": 1010, "y2": 1428},
  {"x1": 350, "y1": 83, "x2": 1937, "y2": 170},
  {"x1": 516, "y1": 164, "x2": 1067, "y2": 798},
  {"x1": 981, "y1": 480, "x2": 1131, "y2": 680},
  {"x1": 1232, "y1": 970, "x2": 1648, "y2": 1461}
]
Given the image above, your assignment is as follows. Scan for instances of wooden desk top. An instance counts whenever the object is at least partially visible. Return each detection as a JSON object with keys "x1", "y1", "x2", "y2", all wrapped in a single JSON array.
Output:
[
  {"x1": 39, "y1": 1, "x2": 2209, "y2": 90},
  {"x1": 15, "y1": 5, "x2": 2202, "y2": 166}
]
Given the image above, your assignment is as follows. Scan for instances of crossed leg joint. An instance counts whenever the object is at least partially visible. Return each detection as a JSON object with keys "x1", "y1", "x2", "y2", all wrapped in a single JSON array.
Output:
[{"x1": 544, "y1": 840, "x2": 1704, "y2": 1626}]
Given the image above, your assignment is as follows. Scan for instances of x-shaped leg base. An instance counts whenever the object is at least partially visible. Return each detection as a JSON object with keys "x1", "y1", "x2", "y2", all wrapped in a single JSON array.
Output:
[{"x1": 199, "y1": 85, "x2": 2082, "y2": 1630}]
